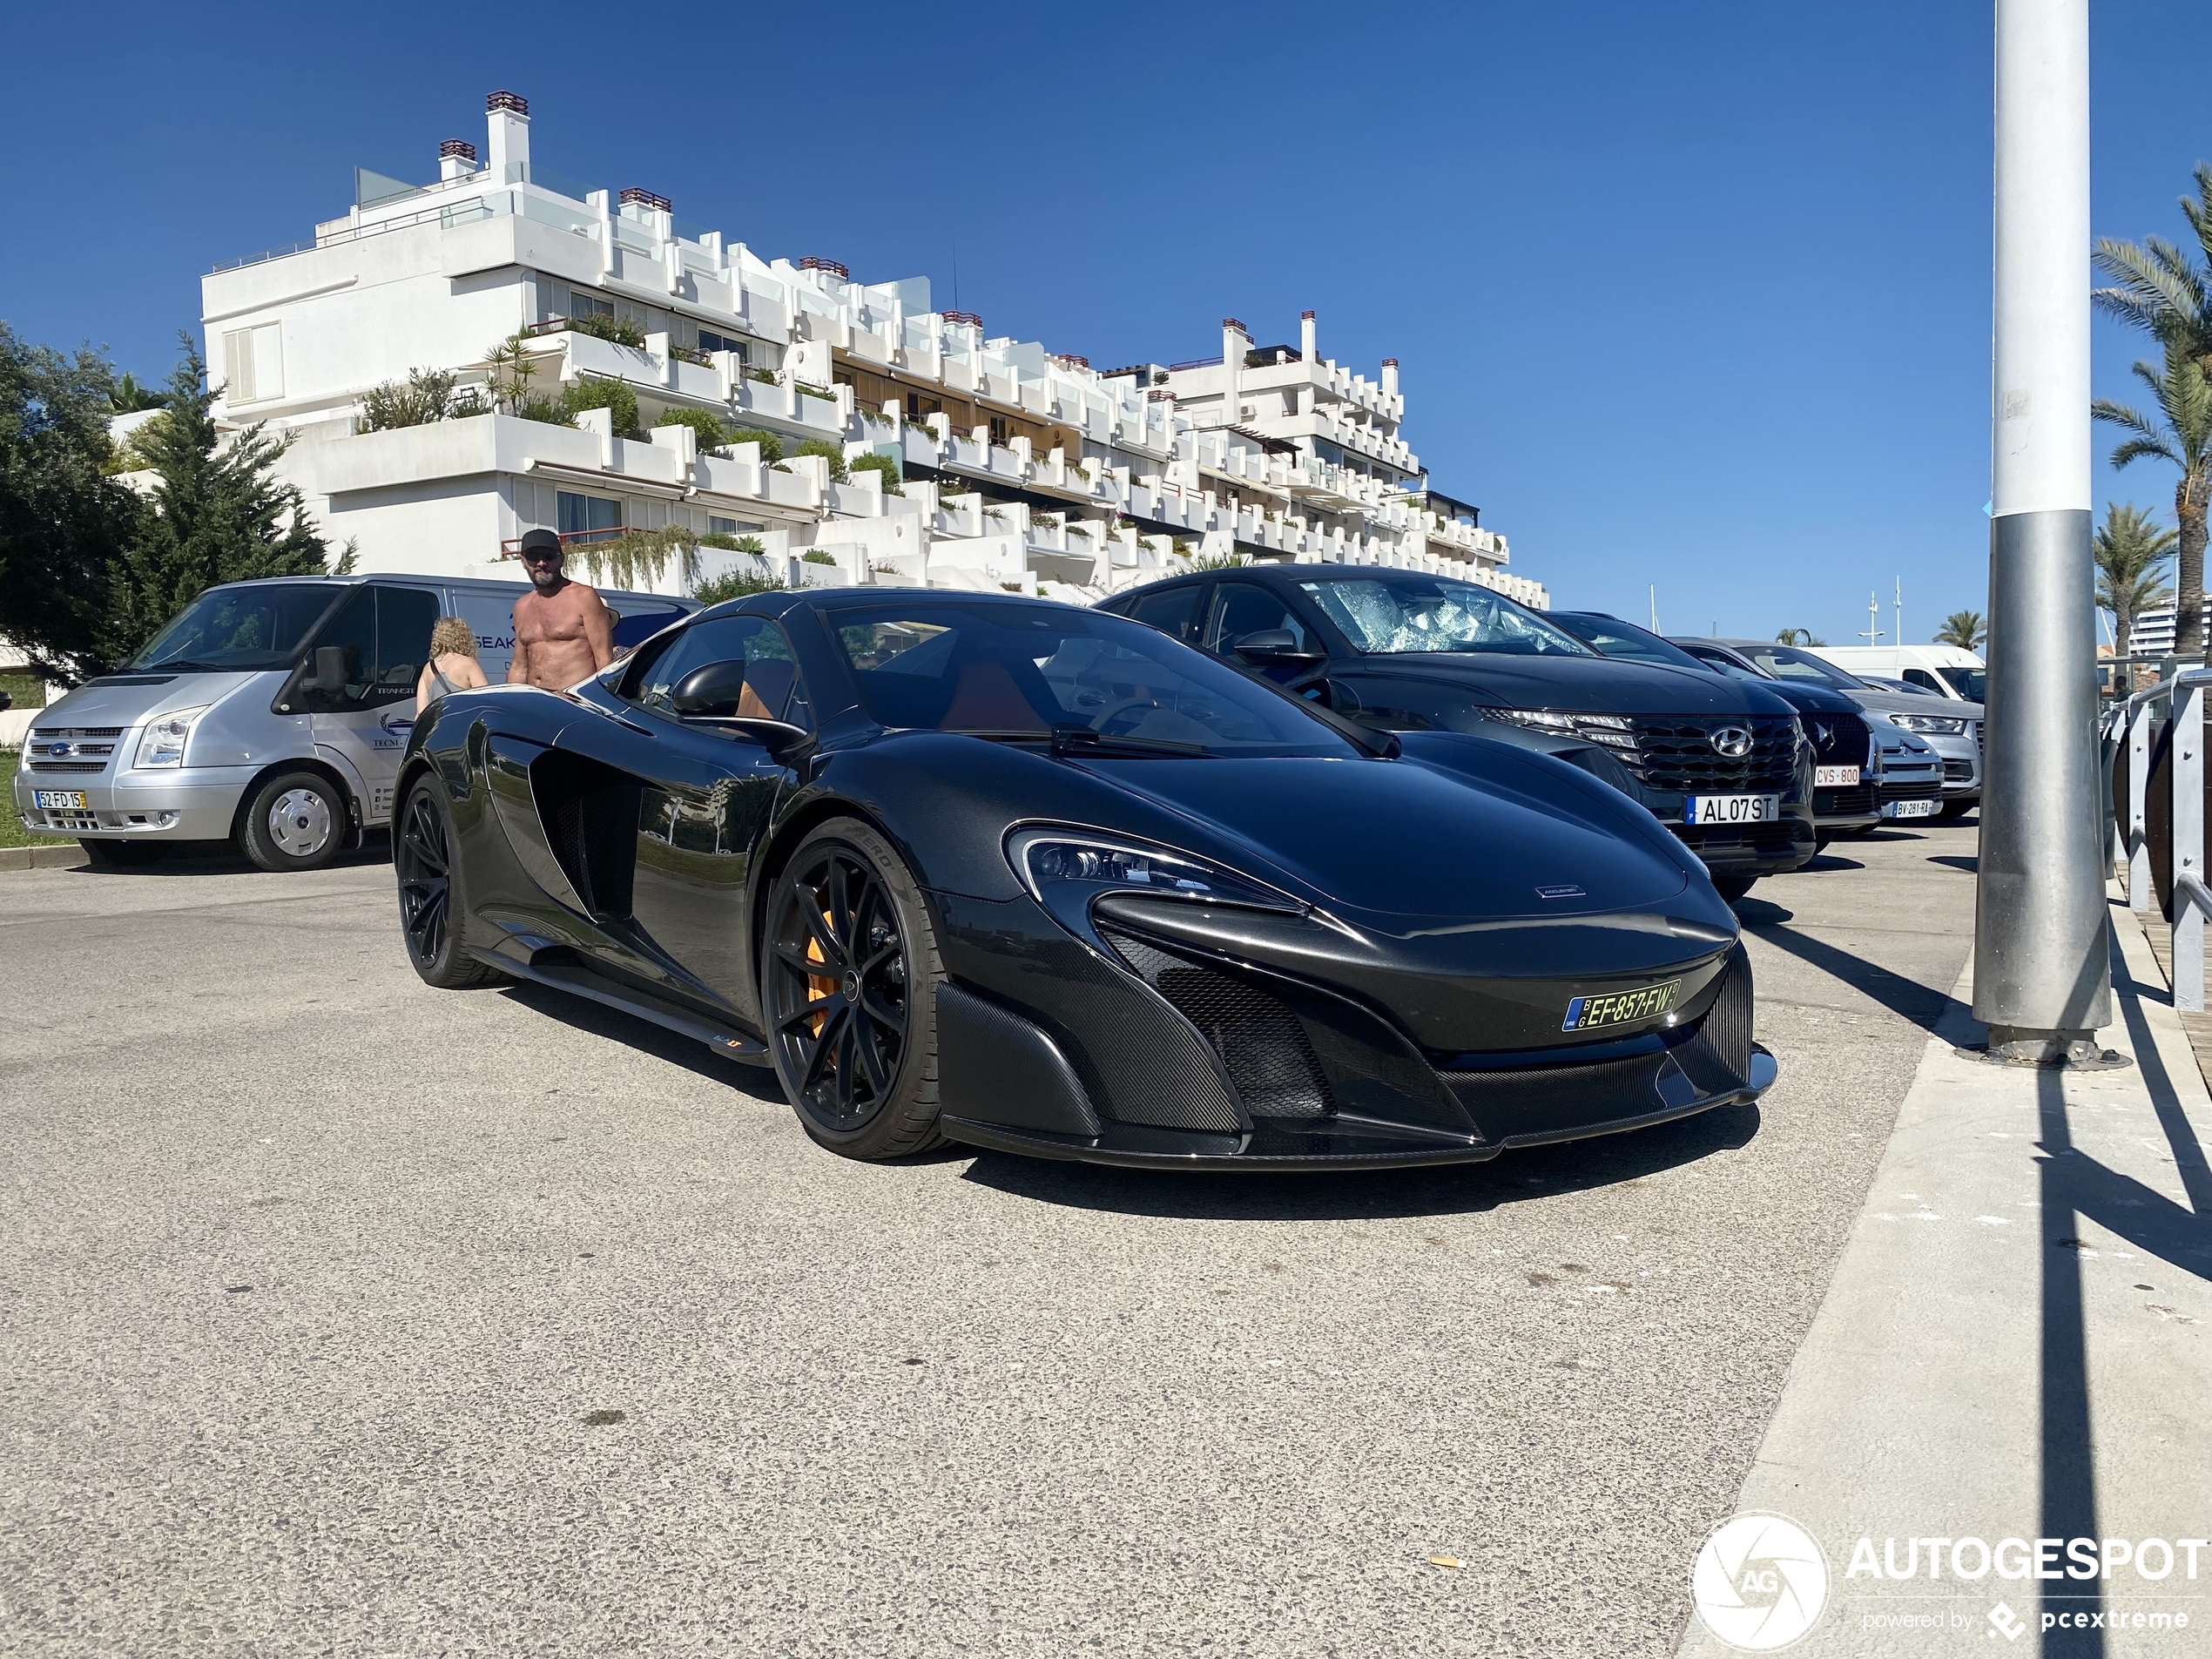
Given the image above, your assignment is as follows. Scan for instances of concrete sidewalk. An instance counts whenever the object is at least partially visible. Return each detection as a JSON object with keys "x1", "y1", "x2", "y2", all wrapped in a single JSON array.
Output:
[{"x1": 1678, "y1": 895, "x2": 2212, "y2": 1657}]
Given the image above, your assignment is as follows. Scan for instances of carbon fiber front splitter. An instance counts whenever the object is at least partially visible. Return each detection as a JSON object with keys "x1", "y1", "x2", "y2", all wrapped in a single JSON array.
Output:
[{"x1": 941, "y1": 1047, "x2": 1777, "y2": 1170}]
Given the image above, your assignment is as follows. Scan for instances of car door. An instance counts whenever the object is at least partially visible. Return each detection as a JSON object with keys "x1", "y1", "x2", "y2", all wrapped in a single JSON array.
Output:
[
  {"x1": 1116, "y1": 580, "x2": 1210, "y2": 645},
  {"x1": 295, "y1": 583, "x2": 441, "y2": 825},
  {"x1": 1197, "y1": 579, "x2": 1335, "y2": 693},
  {"x1": 597, "y1": 613, "x2": 815, "y2": 1016}
]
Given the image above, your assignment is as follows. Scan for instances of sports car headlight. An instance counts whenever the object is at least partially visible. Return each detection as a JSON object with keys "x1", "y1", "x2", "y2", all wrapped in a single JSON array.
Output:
[
  {"x1": 133, "y1": 706, "x2": 210, "y2": 769},
  {"x1": 1008, "y1": 829, "x2": 1302, "y2": 914},
  {"x1": 1889, "y1": 712, "x2": 1966, "y2": 735},
  {"x1": 1482, "y1": 709, "x2": 1640, "y2": 749}
]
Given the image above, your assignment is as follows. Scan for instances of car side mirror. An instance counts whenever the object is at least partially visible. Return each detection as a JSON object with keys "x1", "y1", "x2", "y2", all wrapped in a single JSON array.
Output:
[
  {"x1": 669, "y1": 659, "x2": 753, "y2": 717},
  {"x1": 1231, "y1": 629, "x2": 1325, "y2": 666}
]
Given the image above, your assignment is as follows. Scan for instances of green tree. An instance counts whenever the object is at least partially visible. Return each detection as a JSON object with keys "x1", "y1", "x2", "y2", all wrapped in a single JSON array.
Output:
[
  {"x1": 2093, "y1": 162, "x2": 2212, "y2": 364},
  {"x1": 107, "y1": 337, "x2": 328, "y2": 659},
  {"x1": 1934, "y1": 610, "x2": 1987, "y2": 651},
  {"x1": 109, "y1": 372, "x2": 168, "y2": 413},
  {"x1": 2094, "y1": 340, "x2": 2212, "y2": 658},
  {"x1": 2092, "y1": 502, "x2": 2176, "y2": 659},
  {"x1": 561, "y1": 375, "x2": 643, "y2": 439},
  {"x1": 652, "y1": 406, "x2": 725, "y2": 449},
  {"x1": 1775, "y1": 627, "x2": 1825, "y2": 646},
  {"x1": 0, "y1": 325, "x2": 144, "y2": 678}
]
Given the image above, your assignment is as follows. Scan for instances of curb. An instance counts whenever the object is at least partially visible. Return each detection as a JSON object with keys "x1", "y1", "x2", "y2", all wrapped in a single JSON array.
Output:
[{"x1": 0, "y1": 843, "x2": 84, "y2": 872}]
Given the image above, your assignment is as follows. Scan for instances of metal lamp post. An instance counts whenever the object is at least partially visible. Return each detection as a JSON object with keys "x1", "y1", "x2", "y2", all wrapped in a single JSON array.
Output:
[{"x1": 1974, "y1": 0, "x2": 2112, "y2": 1060}]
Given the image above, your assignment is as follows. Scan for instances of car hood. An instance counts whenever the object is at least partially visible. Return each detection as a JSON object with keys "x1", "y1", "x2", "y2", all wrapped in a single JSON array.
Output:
[
  {"x1": 1844, "y1": 686, "x2": 1984, "y2": 719},
  {"x1": 1351, "y1": 652, "x2": 1794, "y2": 717},
  {"x1": 1746, "y1": 680, "x2": 1861, "y2": 716},
  {"x1": 1073, "y1": 745, "x2": 1696, "y2": 928},
  {"x1": 33, "y1": 671, "x2": 264, "y2": 728}
]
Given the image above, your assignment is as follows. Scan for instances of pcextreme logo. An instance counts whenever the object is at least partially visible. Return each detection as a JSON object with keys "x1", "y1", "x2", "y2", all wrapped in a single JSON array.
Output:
[{"x1": 1690, "y1": 1512, "x2": 1831, "y2": 1651}]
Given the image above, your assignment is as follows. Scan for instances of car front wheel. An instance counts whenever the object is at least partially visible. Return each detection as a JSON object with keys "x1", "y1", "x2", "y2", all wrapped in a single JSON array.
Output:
[{"x1": 762, "y1": 820, "x2": 945, "y2": 1160}]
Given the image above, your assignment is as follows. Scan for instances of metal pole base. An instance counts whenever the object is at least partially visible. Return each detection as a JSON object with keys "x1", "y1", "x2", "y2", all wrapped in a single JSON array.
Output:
[{"x1": 1957, "y1": 1025, "x2": 2133, "y2": 1069}]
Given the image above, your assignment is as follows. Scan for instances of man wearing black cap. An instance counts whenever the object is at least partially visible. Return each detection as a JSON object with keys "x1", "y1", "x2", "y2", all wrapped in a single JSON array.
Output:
[{"x1": 509, "y1": 529, "x2": 614, "y2": 689}]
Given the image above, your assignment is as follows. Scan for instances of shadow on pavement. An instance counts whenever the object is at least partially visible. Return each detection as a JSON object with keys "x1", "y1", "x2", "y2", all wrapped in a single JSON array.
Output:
[
  {"x1": 53, "y1": 837, "x2": 393, "y2": 878},
  {"x1": 1798, "y1": 854, "x2": 1865, "y2": 873},
  {"x1": 958, "y1": 1103, "x2": 1761, "y2": 1222},
  {"x1": 1745, "y1": 922, "x2": 1966, "y2": 1036},
  {"x1": 497, "y1": 980, "x2": 787, "y2": 1097},
  {"x1": 1928, "y1": 854, "x2": 1978, "y2": 873}
]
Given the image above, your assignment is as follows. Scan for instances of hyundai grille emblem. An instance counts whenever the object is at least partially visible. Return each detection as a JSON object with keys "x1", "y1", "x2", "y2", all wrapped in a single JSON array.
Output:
[{"x1": 1709, "y1": 725, "x2": 1753, "y2": 759}]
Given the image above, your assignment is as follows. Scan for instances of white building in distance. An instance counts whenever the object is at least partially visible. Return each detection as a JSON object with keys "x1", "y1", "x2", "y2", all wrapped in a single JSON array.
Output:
[{"x1": 189, "y1": 91, "x2": 1543, "y2": 606}]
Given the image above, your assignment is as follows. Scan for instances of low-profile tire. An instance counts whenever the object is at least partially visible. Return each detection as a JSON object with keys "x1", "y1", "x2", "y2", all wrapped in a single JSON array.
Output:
[
  {"x1": 761, "y1": 819, "x2": 945, "y2": 1160},
  {"x1": 239, "y1": 770, "x2": 347, "y2": 873},
  {"x1": 395, "y1": 773, "x2": 499, "y2": 988},
  {"x1": 1711, "y1": 874, "x2": 1758, "y2": 902},
  {"x1": 78, "y1": 838, "x2": 162, "y2": 867},
  {"x1": 1813, "y1": 832, "x2": 1835, "y2": 853}
]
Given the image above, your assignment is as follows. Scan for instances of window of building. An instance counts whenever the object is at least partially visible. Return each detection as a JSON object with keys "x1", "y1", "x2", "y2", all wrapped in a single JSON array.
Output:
[
  {"x1": 222, "y1": 323, "x2": 284, "y2": 404},
  {"x1": 707, "y1": 516, "x2": 759, "y2": 536},
  {"x1": 569, "y1": 290, "x2": 614, "y2": 320},
  {"x1": 698, "y1": 328, "x2": 747, "y2": 361},
  {"x1": 556, "y1": 490, "x2": 624, "y2": 543}
]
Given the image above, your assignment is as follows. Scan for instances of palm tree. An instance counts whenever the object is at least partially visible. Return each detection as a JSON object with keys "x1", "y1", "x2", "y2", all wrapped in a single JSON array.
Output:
[
  {"x1": 109, "y1": 371, "x2": 168, "y2": 412},
  {"x1": 1935, "y1": 610, "x2": 1986, "y2": 651},
  {"x1": 2093, "y1": 162, "x2": 2212, "y2": 366},
  {"x1": 1774, "y1": 627, "x2": 1824, "y2": 646},
  {"x1": 2093, "y1": 502, "x2": 2176, "y2": 659},
  {"x1": 2094, "y1": 341, "x2": 2212, "y2": 657}
]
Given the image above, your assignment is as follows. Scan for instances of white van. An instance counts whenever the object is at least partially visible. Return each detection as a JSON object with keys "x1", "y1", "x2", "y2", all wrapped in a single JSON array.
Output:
[
  {"x1": 1804, "y1": 644, "x2": 1985, "y2": 705},
  {"x1": 14, "y1": 574, "x2": 693, "y2": 871}
]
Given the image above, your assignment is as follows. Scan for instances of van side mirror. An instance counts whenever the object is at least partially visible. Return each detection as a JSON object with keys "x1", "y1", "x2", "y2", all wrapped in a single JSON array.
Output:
[
  {"x1": 309, "y1": 646, "x2": 349, "y2": 693},
  {"x1": 1231, "y1": 629, "x2": 1325, "y2": 666}
]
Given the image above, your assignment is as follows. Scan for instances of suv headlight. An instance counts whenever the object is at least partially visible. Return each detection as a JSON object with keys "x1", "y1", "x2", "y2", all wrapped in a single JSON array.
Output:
[
  {"x1": 1482, "y1": 709, "x2": 1639, "y2": 749},
  {"x1": 134, "y1": 706, "x2": 210, "y2": 769},
  {"x1": 1890, "y1": 712, "x2": 1966, "y2": 735},
  {"x1": 1007, "y1": 828, "x2": 1301, "y2": 914}
]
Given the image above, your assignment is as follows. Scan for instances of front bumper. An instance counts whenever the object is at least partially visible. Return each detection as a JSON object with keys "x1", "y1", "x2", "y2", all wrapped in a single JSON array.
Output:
[
  {"x1": 929, "y1": 889, "x2": 1773, "y2": 1170},
  {"x1": 13, "y1": 765, "x2": 256, "y2": 840}
]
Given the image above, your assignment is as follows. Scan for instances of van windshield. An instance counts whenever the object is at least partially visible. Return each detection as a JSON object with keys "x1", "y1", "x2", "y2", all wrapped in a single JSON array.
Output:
[
  {"x1": 1939, "y1": 666, "x2": 1986, "y2": 702},
  {"x1": 131, "y1": 584, "x2": 342, "y2": 671}
]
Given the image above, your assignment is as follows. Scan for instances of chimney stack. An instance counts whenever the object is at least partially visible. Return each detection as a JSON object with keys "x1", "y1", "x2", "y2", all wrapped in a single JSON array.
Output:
[
  {"x1": 485, "y1": 91, "x2": 530, "y2": 180},
  {"x1": 439, "y1": 138, "x2": 477, "y2": 182},
  {"x1": 1300, "y1": 309, "x2": 1317, "y2": 361},
  {"x1": 1380, "y1": 358, "x2": 1399, "y2": 397}
]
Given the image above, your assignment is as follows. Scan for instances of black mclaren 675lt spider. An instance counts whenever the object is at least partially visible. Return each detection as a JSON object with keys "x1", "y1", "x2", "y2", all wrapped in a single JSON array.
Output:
[{"x1": 394, "y1": 588, "x2": 1775, "y2": 1169}]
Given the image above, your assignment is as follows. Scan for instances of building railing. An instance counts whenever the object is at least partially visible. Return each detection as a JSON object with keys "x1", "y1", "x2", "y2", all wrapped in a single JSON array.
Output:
[{"x1": 2108, "y1": 665, "x2": 2212, "y2": 1009}]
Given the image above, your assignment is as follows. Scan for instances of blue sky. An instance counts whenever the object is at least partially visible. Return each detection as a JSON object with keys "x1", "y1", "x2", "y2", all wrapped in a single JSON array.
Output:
[{"x1": 6, "y1": 0, "x2": 2209, "y2": 646}]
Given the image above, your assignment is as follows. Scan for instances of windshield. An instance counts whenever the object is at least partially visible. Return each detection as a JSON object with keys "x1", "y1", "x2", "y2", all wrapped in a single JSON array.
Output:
[
  {"x1": 1730, "y1": 644, "x2": 1870, "y2": 690},
  {"x1": 131, "y1": 583, "x2": 341, "y2": 671},
  {"x1": 1550, "y1": 612, "x2": 1708, "y2": 671},
  {"x1": 1939, "y1": 666, "x2": 1986, "y2": 702},
  {"x1": 831, "y1": 604, "x2": 1355, "y2": 756},
  {"x1": 1298, "y1": 576, "x2": 1592, "y2": 658}
]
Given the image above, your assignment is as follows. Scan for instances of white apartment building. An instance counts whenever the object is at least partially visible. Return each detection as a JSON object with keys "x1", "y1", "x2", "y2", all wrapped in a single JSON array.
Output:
[{"x1": 191, "y1": 92, "x2": 1543, "y2": 606}]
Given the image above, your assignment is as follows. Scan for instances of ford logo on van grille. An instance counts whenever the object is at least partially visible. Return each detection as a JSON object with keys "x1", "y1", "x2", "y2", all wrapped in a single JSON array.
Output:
[
  {"x1": 38, "y1": 742, "x2": 78, "y2": 759},
  {"x1": 1708, "y1": 725, "x2": 1752, "y2": 759}
]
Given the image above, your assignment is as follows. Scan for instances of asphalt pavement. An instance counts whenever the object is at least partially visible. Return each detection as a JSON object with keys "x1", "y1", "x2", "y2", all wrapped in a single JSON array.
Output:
[{"x1": 0, "y1": 823, "x2": 1979, "y2": 1657}]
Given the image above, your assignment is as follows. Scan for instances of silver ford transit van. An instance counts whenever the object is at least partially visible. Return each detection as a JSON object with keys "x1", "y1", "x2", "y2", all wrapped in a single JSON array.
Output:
[{"x1": 14, "y1": 573, "x2": 693, "y2": 870}]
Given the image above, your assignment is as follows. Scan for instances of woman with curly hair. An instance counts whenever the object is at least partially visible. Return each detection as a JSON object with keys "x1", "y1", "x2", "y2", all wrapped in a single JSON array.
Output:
[{"x1": 415, "y1": 616, "x2": 489, "y2": 714}]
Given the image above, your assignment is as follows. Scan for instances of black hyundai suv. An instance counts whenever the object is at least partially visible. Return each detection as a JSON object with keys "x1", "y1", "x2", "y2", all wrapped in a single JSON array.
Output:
[
  {"x1": 1098, "y1": 565, "x2": 1814, "y2": 899},
  {"x1": 1548, "y1": 610, "x2": 1880, "y2": 846}
]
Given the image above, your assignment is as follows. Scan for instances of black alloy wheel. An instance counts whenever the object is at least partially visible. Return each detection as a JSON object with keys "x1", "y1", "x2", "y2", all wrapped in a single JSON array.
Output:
[
  {"x1": 763, "y1": 822, "x2": 944, "y2": 1158},
  {"x1": 395, "y1": 776, "x2": 496, "y2": 988}
]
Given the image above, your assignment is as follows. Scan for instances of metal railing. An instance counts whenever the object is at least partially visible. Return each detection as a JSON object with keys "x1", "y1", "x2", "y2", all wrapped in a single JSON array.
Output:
[{"x1": 2108, "y1": 666, "x2": 2212, "y2": 1009}]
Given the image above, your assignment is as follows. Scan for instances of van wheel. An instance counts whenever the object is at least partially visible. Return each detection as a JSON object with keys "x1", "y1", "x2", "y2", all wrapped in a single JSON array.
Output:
[
  {"x1": 239, "y1": 771, "x2": 346, "y2": 872},
  {"x1": 79, "y1": 839, "x2": 162, "y2": 867}
]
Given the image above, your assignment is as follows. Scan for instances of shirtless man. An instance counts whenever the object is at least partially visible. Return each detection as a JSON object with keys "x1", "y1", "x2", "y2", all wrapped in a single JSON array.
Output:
[{"x1": 508, "y1": 529, "x2": 614, "y2": 689}]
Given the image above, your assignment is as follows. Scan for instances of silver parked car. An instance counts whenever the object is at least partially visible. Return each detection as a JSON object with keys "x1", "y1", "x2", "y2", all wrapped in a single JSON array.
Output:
[
  {"x1": 15, "y1": 573, "x2": 692, "y2": 871},
  {"x1": 1669, "y1": 638, "x2": 1980, "y2": 819}
]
